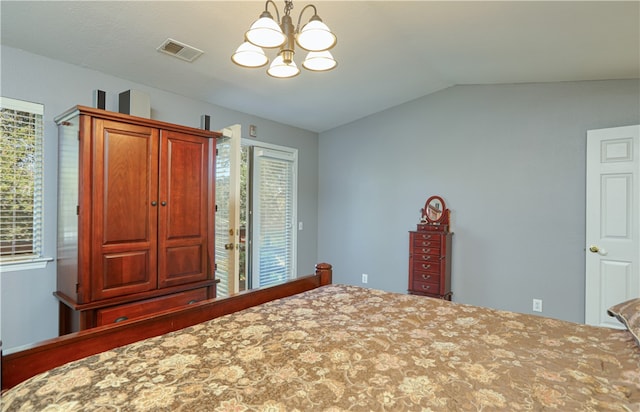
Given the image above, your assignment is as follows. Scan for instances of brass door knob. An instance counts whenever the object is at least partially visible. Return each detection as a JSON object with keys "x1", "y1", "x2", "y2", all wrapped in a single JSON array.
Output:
[{"x1": 589, "y1": 245, "x2": 608, "y2": 255}]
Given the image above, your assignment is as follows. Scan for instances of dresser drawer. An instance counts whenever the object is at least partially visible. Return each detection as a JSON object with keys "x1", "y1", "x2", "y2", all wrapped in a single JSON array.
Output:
[
  {"x1": 412, "y1": 245, "x2": 441, "y2": 257},
  {"x1": 413, "y1": 261, "x2": 441, "y2": 274},
  {"x1": 412, "y1": 234, "x2": 442, "y2": 247},
  {"x1": 413, "y1": 253, "x2": 442, "y2": 264},
  {"x1": 412, "y1": 238, "x2": 441, "y2": 249},
  {"x1": 96, "y1": 288, "x2": 208, "y2": 325},
  {"x1": 411, "y1": 280, "x2": 440, "y2": 295},
  {"x1": 414, "y1": 271, "x2": 441, "y2": 283}
]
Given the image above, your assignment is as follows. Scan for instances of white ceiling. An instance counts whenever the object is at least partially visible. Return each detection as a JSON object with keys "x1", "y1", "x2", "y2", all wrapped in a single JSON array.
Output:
[{"x1": 2, "y1": 1, "x2": 638, "y2": 132}]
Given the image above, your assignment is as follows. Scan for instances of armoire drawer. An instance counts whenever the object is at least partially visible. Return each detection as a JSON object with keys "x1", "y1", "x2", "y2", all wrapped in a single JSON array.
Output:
[{"x1": 96, "y1": 287, "x2": 208, "y2": 325}]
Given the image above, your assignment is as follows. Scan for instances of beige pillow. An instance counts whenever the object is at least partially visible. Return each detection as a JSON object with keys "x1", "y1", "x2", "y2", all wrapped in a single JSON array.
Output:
[{"x1": 608, "y1": 298, "x2": 640, "y2": 348}]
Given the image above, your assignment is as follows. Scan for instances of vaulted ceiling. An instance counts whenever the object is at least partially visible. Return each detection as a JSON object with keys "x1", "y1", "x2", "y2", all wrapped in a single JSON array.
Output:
[{"x1": 2, "y1": 1, "x2": 638, "y2": 132}]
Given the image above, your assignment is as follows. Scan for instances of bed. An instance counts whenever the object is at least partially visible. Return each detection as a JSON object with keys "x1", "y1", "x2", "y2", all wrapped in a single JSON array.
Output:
[{"x1": 2, "y1": 263, "x2": 639, "y2": 411}]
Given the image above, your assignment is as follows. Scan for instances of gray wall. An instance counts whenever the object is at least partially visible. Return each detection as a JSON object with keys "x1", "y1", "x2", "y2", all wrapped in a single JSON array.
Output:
[
  {"x1": 2, "y1": 43, "x2": 639, "y2": 350},
  {"x1": 318, "y1": 80, "x2": 640, "y2": 323},
  {"x1": 0, "y1": 46, "x2": 319, "y2": 350}
]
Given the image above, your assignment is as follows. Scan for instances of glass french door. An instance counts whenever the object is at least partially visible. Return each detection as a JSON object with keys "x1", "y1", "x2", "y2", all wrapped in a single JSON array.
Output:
[
  {"x1": 250, "y1": 147, "x2": 297, "y2": 288},
  {"x1": 215, "y1": 125, "x2": 243, "y2": 296},
  {"x1": 215, "y1": 126, "x2": 297, "y2": 296}
]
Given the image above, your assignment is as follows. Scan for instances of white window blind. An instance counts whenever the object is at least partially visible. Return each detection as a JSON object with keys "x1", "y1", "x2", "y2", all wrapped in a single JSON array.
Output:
[
  {"x1": 252, "y1": 148, "x2": 296, "y2": 288},
  {"x1": 0, "y1": 97, "x2": 44, "y2": 262}
]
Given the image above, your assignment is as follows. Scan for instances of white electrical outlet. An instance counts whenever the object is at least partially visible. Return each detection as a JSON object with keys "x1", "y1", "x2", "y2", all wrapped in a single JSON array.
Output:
[
  {"x1": 533, "y1": 299, "x2": 543, "y2": 312},
  {"x1": 362, "y1": 273, "x2": 368, "y2": 284}
]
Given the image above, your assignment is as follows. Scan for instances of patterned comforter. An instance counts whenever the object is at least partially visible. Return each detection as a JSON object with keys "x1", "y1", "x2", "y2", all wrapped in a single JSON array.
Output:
[{"x1": 3, "y1": 284, "x2": 639, "y2": 411}]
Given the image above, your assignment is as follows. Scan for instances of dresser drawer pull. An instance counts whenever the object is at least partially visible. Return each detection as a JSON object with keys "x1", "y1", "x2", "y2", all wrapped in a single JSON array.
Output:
[
  {"x1": 188, "y1": 299, "x2": 198, "y2": 305},
  {"x1": 421, "y1": 241, "x2": 432, "y2": 247},
  {"x1": 421, "y1": 274, "x2": 431, "y2": 280},
  {"x1": 421, "y1": 285, "x2": 431, "y2": 290},
  {"x1": 114, "y1": 316, "x2": 128, "y2": 323},
  {"x1": 421, "y1": 248, "x2": 432, "y2": 253},
  {"x1": 422, "y1": 256, "x2": 431, "y2": 261},
  {"x1": 421, "y1": 235, "x2": 432, "y2": 240},
  {"x1": 421, "y1": 264, "x2": 431, "y2": 270}
]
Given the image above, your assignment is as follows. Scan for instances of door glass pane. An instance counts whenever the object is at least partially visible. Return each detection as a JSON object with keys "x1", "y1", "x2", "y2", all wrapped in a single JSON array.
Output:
[
  {"x1": 239, "y1": 146, "x2": 249, "y2": 291},
  {"x1": 251, "y1": 148, "x2": 296, "y2": 288},
  {"x1": 215, "y1": 136, "x2": 231, "y2": 296}
]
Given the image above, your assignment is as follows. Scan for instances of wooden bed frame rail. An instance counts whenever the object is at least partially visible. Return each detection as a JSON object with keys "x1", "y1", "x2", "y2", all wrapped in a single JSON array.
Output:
[{"x1": 1, "y1": 263, "x2": 332, "y2": 390}]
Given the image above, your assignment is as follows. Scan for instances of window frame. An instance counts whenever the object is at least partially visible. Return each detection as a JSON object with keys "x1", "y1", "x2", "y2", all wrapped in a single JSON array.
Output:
[{"x1": 0, "y1": 96, "x2": 50, "y2": 272}]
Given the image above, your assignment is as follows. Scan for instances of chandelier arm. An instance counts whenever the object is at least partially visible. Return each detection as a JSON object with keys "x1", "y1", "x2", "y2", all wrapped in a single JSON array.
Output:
[
  {"x1": 296, "y1": 4, "x2": 318, "y2": 31},
  {"x1": 265, "y1": 0, "x2": 281, "y2": 23}
]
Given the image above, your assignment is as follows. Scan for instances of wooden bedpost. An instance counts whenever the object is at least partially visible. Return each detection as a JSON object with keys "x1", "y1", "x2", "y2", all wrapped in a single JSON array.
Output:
[{"x1": 315, "y1": 263, "x2": 332, "y2": 286}]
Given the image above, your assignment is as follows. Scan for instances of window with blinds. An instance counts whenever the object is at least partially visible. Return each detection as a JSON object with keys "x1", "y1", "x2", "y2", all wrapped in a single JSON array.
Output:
[
  {"x1": 251, "y1": 147, "x2": 297, "y2": 288},
  {"x1": 0, "y1": 97, "x2": 44, "y2": 263}
]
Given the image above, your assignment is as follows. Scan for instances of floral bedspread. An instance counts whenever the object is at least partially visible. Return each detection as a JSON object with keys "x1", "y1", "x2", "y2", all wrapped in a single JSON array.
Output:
[{"x1": 3, "y1": 284, "x2": 639, "y2": 411}]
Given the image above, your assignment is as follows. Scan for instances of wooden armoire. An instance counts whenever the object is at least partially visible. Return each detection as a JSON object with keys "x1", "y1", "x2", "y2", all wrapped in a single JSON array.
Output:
[{"x1": 55, "y1": 106, "x2": 220, "y2": 333}]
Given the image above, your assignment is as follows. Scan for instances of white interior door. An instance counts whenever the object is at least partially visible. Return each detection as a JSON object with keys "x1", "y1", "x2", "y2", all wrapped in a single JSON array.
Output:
[
  {"x1": 585, "y1": 125, "x2": 640, "y2": 328},
  {"x1": 215, "y1": 125, "x2": 241, "y2": 297}
]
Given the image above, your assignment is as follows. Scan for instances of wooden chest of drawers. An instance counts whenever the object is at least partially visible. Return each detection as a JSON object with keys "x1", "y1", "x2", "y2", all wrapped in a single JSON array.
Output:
[{"x1": 408, "y1": 230, "x2": 452, "y2": 300}]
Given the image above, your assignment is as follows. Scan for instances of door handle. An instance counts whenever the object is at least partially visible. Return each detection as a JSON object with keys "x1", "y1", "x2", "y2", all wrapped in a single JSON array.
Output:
[
  {"x1": 589, "y1": 245, "x2": 608, "y2": 256},
  {"x1": 224, "y1": 243, "x2": 234, "y2": 250}
]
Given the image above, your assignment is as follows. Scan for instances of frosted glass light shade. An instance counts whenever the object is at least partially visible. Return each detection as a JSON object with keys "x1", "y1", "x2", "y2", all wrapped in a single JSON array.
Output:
[
  {"x1": 232, "y1": 42, "x2": 269, "y2": 68},
  {"x1": 302, "y1": 50, "x2": 337, "y2": 71},
  {"x1": 267, "y1": 55, "x2": 300, "y2": 78},
  {"x1": 296, "y1": 19, "x2": 336, "y2": 51},
  {"x1": 246, "y1": 15, "x2": 286, "y2": 48}
]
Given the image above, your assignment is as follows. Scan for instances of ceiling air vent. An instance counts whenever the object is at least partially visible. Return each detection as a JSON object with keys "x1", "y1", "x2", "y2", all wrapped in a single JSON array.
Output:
[{"x1": 157, "y1": 38, "x2": 203, "y2": 62}]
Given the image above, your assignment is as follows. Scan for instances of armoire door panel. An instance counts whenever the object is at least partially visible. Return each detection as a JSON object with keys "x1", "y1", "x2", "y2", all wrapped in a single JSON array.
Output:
[
  {"x1": 92, "y1": 119, "x2": 159, "y2": 299},
  {"x1": 102, "y1": 251, "x2": 154, "y2": 291},
  {"x1": 163, "y1": 244, "x2": 205, "y2": 285},
  {"x1": 162, "y1": 133, "x2": 207, "y2": 239},
  {"x1": 102, "y1": 130, "x2": 152, "y2": 243},
  {"x1": 158, "y1": 131, "x2": 209, "y2": 287}
]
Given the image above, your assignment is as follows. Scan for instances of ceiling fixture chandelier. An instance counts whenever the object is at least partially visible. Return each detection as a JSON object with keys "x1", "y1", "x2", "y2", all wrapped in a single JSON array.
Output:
[{"x1": 231, "y1": 0, "x2": 337, "y2": 78}]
